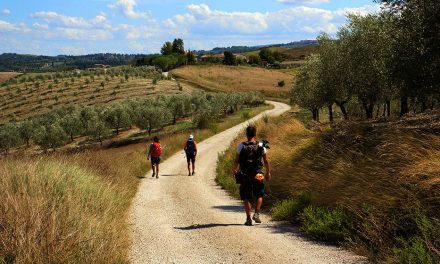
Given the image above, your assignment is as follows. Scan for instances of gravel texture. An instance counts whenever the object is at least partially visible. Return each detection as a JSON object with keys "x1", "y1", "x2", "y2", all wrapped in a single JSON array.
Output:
[{"x1": 129, "y1": 101, "x2": 368, "y2": 264}]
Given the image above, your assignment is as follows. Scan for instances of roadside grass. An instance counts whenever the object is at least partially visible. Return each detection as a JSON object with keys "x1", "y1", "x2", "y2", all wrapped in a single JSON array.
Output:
[
  {"x1": 0, "y1": 103, "x2": 271, "y2": 263},
  {"x1": 216, "y1": 109, "x2": 440, "y2": 263},
  {"x1": 170, "y1": 65, "x2": 293, "y2": 98}
]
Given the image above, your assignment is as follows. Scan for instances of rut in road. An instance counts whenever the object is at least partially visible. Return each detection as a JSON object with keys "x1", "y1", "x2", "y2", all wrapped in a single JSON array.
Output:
[{"x1": 129, "y1": 101, "x2": 367, "y2": 264}]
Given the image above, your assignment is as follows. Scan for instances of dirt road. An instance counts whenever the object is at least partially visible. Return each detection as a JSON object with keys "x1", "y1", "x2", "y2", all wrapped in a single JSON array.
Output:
[{"x1": 129, "y1": 101, "x2": 367, "y2": 264}]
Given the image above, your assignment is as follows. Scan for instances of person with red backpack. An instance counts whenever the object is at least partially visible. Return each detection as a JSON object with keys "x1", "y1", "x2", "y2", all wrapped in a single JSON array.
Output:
[
  {"x1": 232, "y1": 125, "x2": 271, "y2": 226},
  {"x1": 184, "y1": 135, "x2": 197, "y2": 176},
  {"x1": 147, "y1": 136, "x2": 162, "y2": 179}
]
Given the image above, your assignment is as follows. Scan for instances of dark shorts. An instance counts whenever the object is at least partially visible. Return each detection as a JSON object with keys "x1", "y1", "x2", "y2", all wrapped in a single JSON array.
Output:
[
  {"x1": 186, "y1": 153, "x2": 195, "y2": 163},
  {"x1": 239, "y1": 178, "x2": 265, "y2": 201},
  {"x1": 151, "y1": 156, "x2": 161, "y2": 165}
]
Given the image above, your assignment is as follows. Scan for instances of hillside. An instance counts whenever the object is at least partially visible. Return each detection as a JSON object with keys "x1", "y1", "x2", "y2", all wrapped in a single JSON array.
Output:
[
  {"x1": 242, "y1": 45, "x2": 318, "y2": 61},
  {"x1": 171, "y1": 65, "x2": 293, "y2": 97},
  {"x1": 0, "y1": 72, "x2": 20, "y2": 84},
  {"x1": 0, "y1": 53, "x2": 145, "y2": 72},
  {"x1": 0, "y1": 66, "x2": 193, "y2": 123}
]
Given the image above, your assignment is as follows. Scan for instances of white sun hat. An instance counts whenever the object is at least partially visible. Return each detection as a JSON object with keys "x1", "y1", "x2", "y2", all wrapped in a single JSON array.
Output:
[{"x1": 189, "y1": 135, "x2": 194, "y2": 140}]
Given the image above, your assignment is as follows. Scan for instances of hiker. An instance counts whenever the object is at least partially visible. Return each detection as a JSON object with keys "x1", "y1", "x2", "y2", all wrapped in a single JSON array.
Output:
[
  {"x1": 232, "y1": 125, "x2": 271, "y2": 226},
  {"x1": 147, "y1": 136, "x2": 162, "y2": 179},
  {"x1": 184, "y1": 135, "x2": 198, "y2": 176}
]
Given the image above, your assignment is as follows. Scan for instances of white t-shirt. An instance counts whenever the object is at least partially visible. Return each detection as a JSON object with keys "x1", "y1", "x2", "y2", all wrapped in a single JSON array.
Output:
[{"x1": 237, "y1": 141, "x2": 267, "y2": 155}]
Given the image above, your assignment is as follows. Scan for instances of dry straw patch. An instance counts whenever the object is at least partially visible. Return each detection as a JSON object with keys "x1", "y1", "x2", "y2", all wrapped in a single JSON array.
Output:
[
  {"x1": 0, "y1": 72, "x2": 20, "y2": 84},
  {"x1": 171, "y1": 65, "x2": 293, "y2": 95}
]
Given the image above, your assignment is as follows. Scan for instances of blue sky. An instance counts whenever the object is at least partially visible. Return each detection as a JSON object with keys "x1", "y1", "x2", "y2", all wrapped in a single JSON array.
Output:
[{"x1": 0, "y1": 0, "x2": 379, "y2": 55}]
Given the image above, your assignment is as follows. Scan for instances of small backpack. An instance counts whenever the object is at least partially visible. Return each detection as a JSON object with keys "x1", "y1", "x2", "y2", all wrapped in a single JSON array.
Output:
[
  {"x1": 150, "y1": 142, "x2": 162, "y2": 158},
  {"x1": 239, "y1": 141, "x2": 264, "y2": 176},
  {"x1": 186, "y1": 140, "x2": 195, "y2": 155}
]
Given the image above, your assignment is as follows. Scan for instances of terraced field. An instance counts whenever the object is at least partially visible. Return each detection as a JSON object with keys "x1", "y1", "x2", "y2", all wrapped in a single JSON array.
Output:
[{"x1": 0, "y1": 70, "x2": 193, "y2": 123}]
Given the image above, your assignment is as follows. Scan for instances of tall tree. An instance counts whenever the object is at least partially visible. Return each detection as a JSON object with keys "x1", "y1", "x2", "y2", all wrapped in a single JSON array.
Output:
[
  {"x1": 172, "y1": 38, "x2": 185, "y2": 54},
  {"x1": 223, "y1": 51, "x2": 237, "y2": 66},
  {"x1": 161, "y1": 42, "x2": 173, "y2": 55}
]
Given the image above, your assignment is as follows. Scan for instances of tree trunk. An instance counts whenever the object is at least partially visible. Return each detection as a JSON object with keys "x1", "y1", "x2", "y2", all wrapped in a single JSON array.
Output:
[
  {"x1": 400, "y1": 96, "x2": 409, "y2": 116},
  {"x1": 376, "y1": 104, "x2": 381, "y2": 118},
  {"x1": 116, "y1": 127, "x2": 119, "y2": 135},
  {"x1": 361, "y1": 98, "x2": 374, "y2": 119},
  {"x1": 386, "y1": 100, "x2": 391, "y2": 117},
  {"x1": 335, "y1": 100, "x2": 348, "y2": 120},
  {"x1": 421, "y1": 100, "x2": 427, "y2": 112},
  {"x1": 312, "y1": 109, "x2": 317, "y2": 121},
  {"x1": 328, "y1": 104, "x2": 334, "y2": 122},
  {"x1": 70, "y1": 134, "x2": 74, "y2": 142},
  {"x1": 173, "y1": 115, "x2": 176, "y2": 125},
  {"x1": 316, "y1": 109, "x2": 320, "y2": 122}
]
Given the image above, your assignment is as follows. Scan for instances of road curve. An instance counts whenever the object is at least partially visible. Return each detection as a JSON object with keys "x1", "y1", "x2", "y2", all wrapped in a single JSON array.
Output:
[{"x1": 129, "y1": 101, "x2": 367, "y2": 264}]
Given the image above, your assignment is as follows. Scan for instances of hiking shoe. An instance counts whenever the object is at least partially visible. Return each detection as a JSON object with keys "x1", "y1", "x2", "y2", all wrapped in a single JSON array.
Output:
[
  {"x1": 192, "y1": 171, "x2": 195, "y2": 176},
  {"x1": 244, "y1": 218, "x2": 253, "y2": 226},
  {"x1": 188, "y1": 172, "x2": 191, "y2": 176},
  {"x1": 152, "y1": 173, "x2": 155, "y2": 178},
  {"x1": 156, "y1": 175, "x2": 159, "y2": 179},
  {"x1": 252, "y1": 213, "x2": 262, "y2": 223}
]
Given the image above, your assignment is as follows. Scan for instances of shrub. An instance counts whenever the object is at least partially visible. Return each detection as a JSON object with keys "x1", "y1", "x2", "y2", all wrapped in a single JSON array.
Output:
[
  {"x1": 299, "y1": 206, "x2": 353, "y2": 242},
  {"x1": 271, "y1": 193, "x2": 311, "y2": 221},
  {"x1": 241, "y1": 110, "x2": 250, "y2": 119},
  {"x1": 394, "y1": 237, "x2": 436, "y2": 264},
  {"x1": 278, "y1": 80, "x2": 285, "y2": 87}
]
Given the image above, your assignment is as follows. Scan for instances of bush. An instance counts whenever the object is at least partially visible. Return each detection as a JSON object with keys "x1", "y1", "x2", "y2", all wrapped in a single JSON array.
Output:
[
  {"x1": 278, "y1": 80, "x2": 285, "y2": 87},
  {"x1": 394, "y1": 237, "x2": 436, "y2": 264},
  {"x1": 271, "y1": 193, "x2": 311, "y2": 221},
  {"x1": 241, "y1": 110, "x2": 250, "y2": 119},
  {"x1": 299, "y1": 206, "x2": 353, "y2": 242}
]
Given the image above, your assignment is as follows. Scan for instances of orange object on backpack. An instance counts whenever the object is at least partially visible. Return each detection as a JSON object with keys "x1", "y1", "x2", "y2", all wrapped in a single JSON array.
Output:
[{"x1": 151, "y1": 142, "x2": 162, "y2": 158}]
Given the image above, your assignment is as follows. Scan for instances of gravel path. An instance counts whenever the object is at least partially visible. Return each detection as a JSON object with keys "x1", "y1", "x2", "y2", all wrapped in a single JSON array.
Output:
[{"x1": 129, "y1": 101, "x2": 367, "y2": 264}]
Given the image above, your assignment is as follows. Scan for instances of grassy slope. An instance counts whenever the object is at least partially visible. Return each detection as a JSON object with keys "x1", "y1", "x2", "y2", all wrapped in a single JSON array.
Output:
[
  {"x1": 216, "y1": 109, "x2": 440, "y2": 263},
  {"x1": 0, "y1": 72, "x2": 20, "y2": 84},
  {"x1": 171, "y1": 65, "x2": 293, "y2": 98},
  {"x1": 0, "y1": 103, "x2": 272, "y2": 263},
  {"x1": 0, "y1": 74, "x2": 193, "y2": 123}
]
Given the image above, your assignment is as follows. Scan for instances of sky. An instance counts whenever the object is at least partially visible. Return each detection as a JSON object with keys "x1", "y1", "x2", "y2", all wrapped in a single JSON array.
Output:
[{"x1": 0, "y1": 0, "x2": 379, "y2": 55}]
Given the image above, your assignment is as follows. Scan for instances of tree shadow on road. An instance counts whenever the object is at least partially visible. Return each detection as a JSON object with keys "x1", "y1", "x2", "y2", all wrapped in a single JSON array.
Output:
[
  {"x1": 211, "y1": 205, "x2": 242, "y2": 213},
  {"x1": 175, "y1": 223, "x2": 242, "y2": 230}
]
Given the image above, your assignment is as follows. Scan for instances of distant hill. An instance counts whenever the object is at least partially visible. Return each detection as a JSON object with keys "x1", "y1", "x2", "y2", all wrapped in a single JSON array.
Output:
[
  {"x1": 194, "y1": 40, "x2": 317, "y2": 55},
  {"x1": 0, "y1": 53, "x2": 147, "y2": 72}
]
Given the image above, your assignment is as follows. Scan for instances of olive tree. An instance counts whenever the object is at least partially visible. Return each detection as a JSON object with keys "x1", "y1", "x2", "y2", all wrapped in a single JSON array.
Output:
[{"x1": 0, "y1": 123, "x2": 21, "y2": 155}]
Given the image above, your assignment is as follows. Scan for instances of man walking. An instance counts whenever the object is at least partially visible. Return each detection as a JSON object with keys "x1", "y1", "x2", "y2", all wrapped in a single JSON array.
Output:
[
  {"x1": 184, "y1": 135, "x2": 197, "y2": 176},
  {"x1": 232, "y1": 125, "x2": 271, "y2": 226},
  {"x1": 147, "y1": 136, "x2": 162, "y2": 179}
]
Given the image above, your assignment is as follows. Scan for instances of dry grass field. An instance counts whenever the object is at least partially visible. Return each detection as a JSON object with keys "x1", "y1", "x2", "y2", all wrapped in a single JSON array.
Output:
[
  {"x1": 0, "y1": 72, "x2": 20, "y2": 84},
  {"x1": 171, "y1": 65, "x2": 293, "y2": 97},
  {"x1": 0, "y1": 71, "x2": 193, "y2": 123}
]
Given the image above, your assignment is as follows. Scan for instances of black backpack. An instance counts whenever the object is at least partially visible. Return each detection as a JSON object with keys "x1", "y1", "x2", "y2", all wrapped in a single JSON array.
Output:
[
  {"x1": 238, "y1": 141, "x2": 264, "y2": 176},
  {"x1": 186, "y1": 140, "x2": 195, "y2": 155}
]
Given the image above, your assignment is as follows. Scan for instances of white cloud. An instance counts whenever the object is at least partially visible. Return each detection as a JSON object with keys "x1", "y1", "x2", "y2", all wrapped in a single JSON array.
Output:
[
  {"x1": 32, "y1": 11, "x2": 111, "y2": 29},
  {"x1": 61, "y1": 46, "x2": 86, "y2": 55},
  {"x1": 0, "y1": 20, "x2": 29, "y2": 32},
  {"x1": 2, "y1": 9, "x2": 11, "y2": 15},
  {"x1": 165, "y1": 4, "x2": 379, "y2": 37},
  {"x1": 277, "y1": 0, "x2": 330, "y2": 5},
  {"x1": 108, "y1": 0, "x2": 150, "y2": 19},
  {"x1": 32, "y1": 22, "x2": 49, "y2": 29}
]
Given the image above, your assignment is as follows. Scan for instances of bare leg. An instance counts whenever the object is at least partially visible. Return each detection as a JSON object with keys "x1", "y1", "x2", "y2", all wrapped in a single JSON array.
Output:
[
  {"x1": 256, "y1": 197, "x2": 263, "y2": 211},
  {"x1": 192, "y1": 161, "x2": 195, "y2": 174},
  {"x1": 151, "y1": 162, "x2": 156, "y2": 175},
  {"x1": 156, "y1": 164, "x2": 159, "y2": 178},
  {"x1": 187, "y1": 162, "x2": 191, "y2": 174},
  {"x1": 244, "y1": 200, "x2": 252, "y2": 218}
]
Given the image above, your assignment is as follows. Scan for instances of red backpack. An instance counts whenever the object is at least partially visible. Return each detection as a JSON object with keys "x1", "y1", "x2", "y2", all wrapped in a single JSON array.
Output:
[{"x1": 150, "y1": 142, "x2": 162, "y2": 158}]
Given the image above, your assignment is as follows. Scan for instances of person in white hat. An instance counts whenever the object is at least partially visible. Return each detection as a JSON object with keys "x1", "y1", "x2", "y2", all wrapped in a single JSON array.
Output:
[{"x1": 184, "y1": 134, "x2": 198, "y2": 176}]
